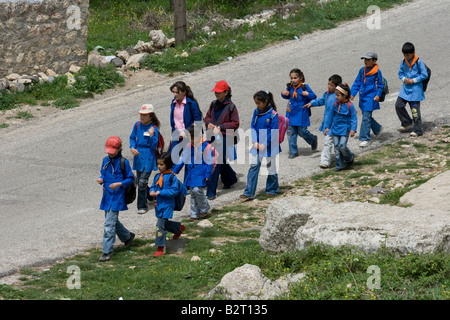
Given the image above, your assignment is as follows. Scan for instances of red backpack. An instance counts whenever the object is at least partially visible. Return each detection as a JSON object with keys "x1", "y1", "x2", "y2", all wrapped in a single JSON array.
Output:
[
  {"x1": 135, "y1": 121, "x2": 165, "y2": 158},
  {"x1": 271, "y1": 110, "x2": 289, "y2": 144}
]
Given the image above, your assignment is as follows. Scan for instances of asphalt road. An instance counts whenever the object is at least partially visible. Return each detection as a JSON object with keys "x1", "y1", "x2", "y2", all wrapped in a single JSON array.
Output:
[{"x1": 1, "y1": 0, "x2": 449, "y2": 277}]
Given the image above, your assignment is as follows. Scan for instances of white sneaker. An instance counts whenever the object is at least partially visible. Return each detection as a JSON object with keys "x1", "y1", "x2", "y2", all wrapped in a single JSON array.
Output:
[
  {"x1": 319, "y1": 163, "x2": 329, "y2": 169},
  {"x1": 137, "y1": 209, "x2": 148, "y2": 214},
  {"x1": 410, "y1": 132, "x2": 419, "y2": 137},
  {"x1": 359, "y1": 141, "x2": 370, "y2": 147}
]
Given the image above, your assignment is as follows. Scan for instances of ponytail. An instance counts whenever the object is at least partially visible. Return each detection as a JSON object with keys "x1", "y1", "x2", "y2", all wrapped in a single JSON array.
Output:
[
  {"x1": 170, "y1": 81, "x2": 198, "y2": 103},
  {"x1": 253, "y1": 91, "x2": 277, "y2": 111}
]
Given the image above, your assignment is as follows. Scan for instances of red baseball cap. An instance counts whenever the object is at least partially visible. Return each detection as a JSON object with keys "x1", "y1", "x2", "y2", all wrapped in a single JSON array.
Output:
[
  {"x1": 105, "y1": 136, "x2": 122, "y2": 154},
  {"x1": 211, "y1": 80, "x2": 230, "y2": 93}
]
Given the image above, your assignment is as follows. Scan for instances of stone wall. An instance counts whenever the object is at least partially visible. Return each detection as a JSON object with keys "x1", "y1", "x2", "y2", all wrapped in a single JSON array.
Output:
[{"x1": 0, "y1": 0, "x2": 89, "y2": 78}]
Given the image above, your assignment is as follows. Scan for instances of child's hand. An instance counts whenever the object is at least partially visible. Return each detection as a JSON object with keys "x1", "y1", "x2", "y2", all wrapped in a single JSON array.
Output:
[
  {"x1": 149, "y1": 191, "x2": 159, "y2": 197},
  {"x1": 302, "y1": 91, "x2": 309, "y2": 96},
  {"x1": 207, "y1": 123, "x2": 216, "y2": 130},
  {"x1": 303, "y1": 103, "x2": 311, "y2": 109},
  {"x1": 350, "y1": 130, "x2": 356, "y2": 138},
  {"x1": 404, "y1": 78, "x2": 414, "y2": 85},
  {"x1": 324, "y1": 128, "x2": 329, "y2": 136},
  {"x1": 97, "y1": 178, "x2": 104, "y2": 185},
  {"x1": 253, "y1": 142, "x2": 260, "y2": 150},
  {"x1": 110, "y1": 182, "x2": 122, "y2": 190},
  {"x1": 131, "y1": 148, "x2": 140, "y2": 156},
  {"x1": 282, "y1": 90, "x2": 290, "y2": 96},
  {"x1": 259, "y1": 144, "x2": 266, "y2": 151},
  {"x1": 148, "y1": 127, "x2": 155, "y2": 137},
  {"x1": 374, "y1": 96, "x2": 380, "y2": 102},
  {"x1": 350, "y1": 95, "x2": 355, "y2": 101}
]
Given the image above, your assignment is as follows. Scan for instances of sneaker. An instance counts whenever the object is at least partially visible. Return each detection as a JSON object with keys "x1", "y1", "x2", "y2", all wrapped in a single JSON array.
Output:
[
  {"x1": 288, "y1": 152, "x2": 298, "y2": 159},
  {"x1": 311, "y1": 135, "x2": 318, "y2": 151},
  {"x1": 266, "y1": 193, "x2": 277, "y2": 198},
  {"x1": 398, "y1": 124, "x2": 413, "y2": 132},
  {"x1": 410, "y1": 132, "x2": 419, "y2": 137},
  {"x1": 137, "y1": 209, "x2": 148, "y2": 215},
  {"x1": 173, "y1": 225, "x2": 186, "y2": 240},
  {"x1": 153, "y1": 246, "x2": 165, "y2": 257},
  {"x1": 207, "y1": 195, "x2": 216, "y2": 200},
  {"x1": 374, "y1": 126, "x2": 383, "y2": 138},
  {"x1": 99, "y1": 252, "x2": 113, "y2": 262},
  {"x1": 199, "y1": 211, "x2": 209, "y2": 219},
  {"x1": 124, "y1": 232, "x2": 135, "y2": 248},
  {"x1": 347, "y1": 157, "x2": 354, "y2": 167},
  {"x1": 359, "y1": 141, "x2": 370, "y2": 147},
  {"x1": 240, "y1": 194, "x2": 253, "y2": 201},
  {"x1": 319, "y1": 163, "x2": 329, "y2": 169}
]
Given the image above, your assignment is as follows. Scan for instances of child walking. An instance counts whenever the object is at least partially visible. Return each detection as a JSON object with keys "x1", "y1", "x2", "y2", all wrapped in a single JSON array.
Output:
[
  {"x1": 173, "y1": 125, "x2": 214, "y2": 220},
  {"x1": 350, "y1": 52, "x2": 384, "y2": 147},
  {"x1": 97, "y1": 136, "x2": 135, "y2": 262},
  {"x1": 395, "y1": 42, "x2": 429, "y2": 137},
  {"x1": 129, "y1": 104, "x2": 160, "y2": 214},
  {"x1": 241, "y1": 91, "x2": 280, "y2": 200},
  {"x1": 281, "y1": 68, "x2": 317, "y2": 158},
  {"x1": 149, "y1": 152, "x2": 186, "y2": 257},
  {"x1": 324, "y1": 84, "x2": 358, "y2": 172},
  {"x1": 304, "y1": 74, "x2": 342, "y2": 168}
]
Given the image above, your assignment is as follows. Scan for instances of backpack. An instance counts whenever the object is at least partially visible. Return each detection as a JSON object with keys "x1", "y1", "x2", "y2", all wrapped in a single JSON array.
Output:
[
  {"x1": 119, "y1": 157, "x2": 137, "y2": 204},
  {"x1": 418, "y1": 59, "x2": 431, "y2": 92},
  {"x1": 375, "y1": 74, "x2": 389, "y2": 102},
  {"x1": 135, "y1": 121, "x2": 165, "y2": 158},
  {"x1": 168, "y1": 174, "x2": 187, "y2": 211},
  {"x1": 271, "y1": 110, "x2": 289, "y2": 144},
  {"x1": 204, "y1": 143, "x2": 219, "y2": 172}
]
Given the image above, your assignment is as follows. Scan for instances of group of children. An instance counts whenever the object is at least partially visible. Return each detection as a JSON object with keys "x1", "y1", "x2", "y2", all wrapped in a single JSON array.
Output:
[{"x1": 97, "y1": 42, "x2": 429, "y2": 261}]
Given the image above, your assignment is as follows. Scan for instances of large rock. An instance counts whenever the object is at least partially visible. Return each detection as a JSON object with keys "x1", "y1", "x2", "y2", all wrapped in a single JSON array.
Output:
[
  {"x1": 148, "y1": 30, "x2": 168, "y2": 49},
  {"x1": 260, "y1": 191, "x2": 450, "y2": 255},
  {"x1": 125, "y1": 53, "x2": 149, "y2": 69},
  {"x1": 206, "y1": 264, "x2": 305, "y2": 300}
]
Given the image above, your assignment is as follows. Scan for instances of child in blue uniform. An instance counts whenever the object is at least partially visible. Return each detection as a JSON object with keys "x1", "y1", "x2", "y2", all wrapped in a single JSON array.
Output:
[
  {"x1": 241, "y1": 91, "x2": 281, "y2": 200},
  {"x1": 304, "y1": 74, "x2": 342, "y2": 168},
  {"x1": 97, "y1": 136, "x2": 135, "y2": 262},
  {"x1": 395, "y1": 42, "x2": 429, "y2": 137},
  {"x1": 324, "y1": 84, "x2": 358, "y2": 172},
  {"x1": 129, "y1": 104, "x2": 160, "y2": 214},
  {"x1": 350, "y1": 52, "x2": 384, "y2": 147},
  {"x1": 281, "y1": 68, "x2": 317, "y2": 158},
  {"x1": 172, "y1": 125, "x2": 214, "y2": 221},
  {"x1": 149, "y1": 152, "x2": 186, "y2": 257}
]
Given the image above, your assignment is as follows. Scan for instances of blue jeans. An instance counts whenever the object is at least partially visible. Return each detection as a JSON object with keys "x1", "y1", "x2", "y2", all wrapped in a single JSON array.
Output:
[
  {"x1": 333, "y1": 134, "x2": 354, "y2": 170},
  {"x1": 103, "y1": 209, "x2": 131, "y2": 254},
  {"x1": 155, "y1": 218, "x2": 182, "y2": 247},
  {"x1": 136, "y1": 170, "x2": 151, "y2": 210},
  {"x1": 360, "y1": 111, "x2": 382, "y2": 141},
  {"x1": 243, "y1": 155, "x2": 279, "y2": 199},
  {"x1": 288, "y1": 125, "x2": 315, "y2": 155}
]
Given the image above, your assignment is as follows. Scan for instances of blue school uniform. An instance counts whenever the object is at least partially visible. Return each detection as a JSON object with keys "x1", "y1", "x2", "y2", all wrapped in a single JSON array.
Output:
[
  {"x1": 281, "y1": 84, "x2": 316, "y2": 127},
  {"x1": 172, "y1": 141, "x2": 214, "y2": 188},
  {"x1": 398, "y1": 58, "x2": 428, "y2": 102},
  {"x1": 99, "y1": 155, "x2": 135, "y2": 212},
  {"x1": 350, "y1": 66, "x2": 384, "y2": 112},
  {"x1": 149, "y1": 172, "x2": 180, "y2": 219},
  {"x1": 325, "y1": 101, "x2": 358, "y2": 136},
  {"x1": 129, "y1": 121, "x2": 158, "y2": 172},
  {"x1": 250, "y1": 106, "x2": 281, "y2": 157},
  {"x1": 309, "y1": 91, "x2": 337, "y2": 133}
]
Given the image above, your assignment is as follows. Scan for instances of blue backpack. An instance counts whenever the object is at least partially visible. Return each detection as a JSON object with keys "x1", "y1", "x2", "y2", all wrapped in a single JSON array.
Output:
[{"x1": 169, "y1": 174, "x2": 187, "y2": 211}]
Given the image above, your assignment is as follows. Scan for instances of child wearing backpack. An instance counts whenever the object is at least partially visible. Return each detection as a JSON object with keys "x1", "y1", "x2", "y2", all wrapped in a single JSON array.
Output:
[
  {"x1": 395, "y1": 42, "x2": 429, "y2": 137},
  {"x1": 303, "y1": 74, "x2": 342, "y2": 168},
  {"x1": 149, "y1": 151, "x2": 186, "y2": 257},
  {"x1": 324, "y1": 84, "x2": 358, "y2": 172},
  {"x1": 350, "y1": 52, "x2": 384, "y2": 147},
  {"x1": 281, "y1": 68, "x2": 317, "y2": 158},
  {"x1": 129, "y1": 104, "x2": 161, "y2": 214},
  {"x1": 97, "y1": 136, "x2": 135, "y2": 262},
  {"x1": 240, "y1": 91, "x2": 281, "y2": 200},
  {"x1": 172, "y1": 125, "x2": 214, "y2": 221}
]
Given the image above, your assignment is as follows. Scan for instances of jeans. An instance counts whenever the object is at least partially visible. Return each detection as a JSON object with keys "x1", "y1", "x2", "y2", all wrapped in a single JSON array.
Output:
[
  {"x1": 243, "y1": 155, "x2": 279, "y2": 198},
  {"x1": 360, "y1": 111, "x2": 382, "y2": 141},
  {"x1": 103, "y1": 209, "x2": 131, "y2": 254},
  {"x1": 190, "y1": 187, "x2": 210, "y2": 218},
  {"x1": 206, "y1": 163, "x2": 238, "y2": 197},
  {"x1": 320, "y1": 134, "x2": 334, "y2": 166},
  {"x1": 333, "y1": 134, "x2": 354, "y2": 170},
  {"x1": 136, "y1": 170, "x2": 151, "y2": 210},
  {"x1": 288, "y1": 125, "x2": 315, "y2": 155},
  {"x1": 395, "y1": 97, "x2": 423, "y2": 135},
  {"x1": 155, "y1": 218, "x2": 182, "y2": 247}
]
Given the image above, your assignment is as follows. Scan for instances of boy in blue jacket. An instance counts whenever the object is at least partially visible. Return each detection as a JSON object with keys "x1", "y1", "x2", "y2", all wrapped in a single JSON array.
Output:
[
  {"x1": 149, "y1": 152, "x2": 186, "y2": 257},
  {"x1": 172, "y1": 125, "x2": 214, "y2": 221},
  {"x1": 304, "y1": 74, "x2": 342, "y2": 168},
  {"x1": 395, "y1": 42, "x2": 429, "y2": 137},
  {"x1": 97, "y1": 136, "x2": 135, "y2": 262},
  {"x1": 281, "y1": 68, "x2": 317, "y2": 158},
  {"x1": 350, "y1": 52, "x2": 384, "y2": 147}
]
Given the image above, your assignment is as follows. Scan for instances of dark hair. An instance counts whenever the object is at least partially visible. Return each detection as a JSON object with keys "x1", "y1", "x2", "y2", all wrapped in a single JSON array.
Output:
[
  {"x1": 328, "y1": 74, "x2": 342, "y2": 87},
  {"x1": 336, "y1": 83, "x2": 351, "y2": 100},
  {"x1": 149, "y1": 112, "x2": 161, "y2": 128},
  {"x1": 157, "y1": 151, "x2": 174, "y2": 169},
  {"x1": 253, "y1": 91, "x2": 277, "y2": 111},
  {"x1": 402, "y1": 42, "x2": 415, "y2": 54},
  {"x1": 187, "y1": 124, "x2": 203, "y2": 139},
  {"x1": 289, "y1": 68, "x2": 305, "y2": 82},
  {"x1": 225, "y1": 86, "x2": 232, "y2": 99},
  {"x1": 170, "y1": 81, "x2": 198, "y2": 103}
]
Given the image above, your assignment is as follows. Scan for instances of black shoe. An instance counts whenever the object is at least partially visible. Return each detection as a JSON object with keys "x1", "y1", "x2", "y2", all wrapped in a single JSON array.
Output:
[
  {"x1": 207, "y1": 195, "x2": 216, "y2": 200},
  {"x1": 99, "y1": 252, "x2": 113, "y2": 262},
  {"x1": 347, "y1": 158, "x2": 354, "y2": 167},
  {"x1": 124, "y1": 232, "x2": 135, "y2": 248},
  {"x1": 288, "y1": 152, "x2": 298, "y2": 159},
  {"x1": 311, "y1": 135, "x2": 318, "y2": 151}
]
